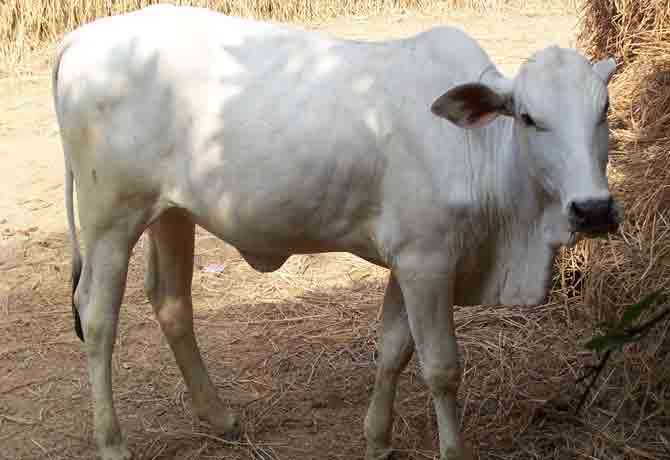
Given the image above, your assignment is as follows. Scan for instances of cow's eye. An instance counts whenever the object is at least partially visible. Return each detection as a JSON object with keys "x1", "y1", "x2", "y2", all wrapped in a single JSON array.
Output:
[
  {"x1": 521, "y1": 113, "x2": 536, "y2": 127},
  {"x1": 521, "y1": 113, "x2": 537, "y2": 128},
  {"x1": 520, "y1": 113, "x2": 549, "y2": 132}
]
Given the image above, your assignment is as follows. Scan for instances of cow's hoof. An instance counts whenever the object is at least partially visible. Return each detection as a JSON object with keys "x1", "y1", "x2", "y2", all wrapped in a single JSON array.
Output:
[
  {"x1": 100, "y1": 444, "x2": 132, "y2": 460},
  {"x1": 365, "y1": 442, "x2": 393, "y2": 460},
  {"x1": 223, "y1": 427, "x2": 242, "y2": 442},
  {"x1": 202, "y1": 410, "x2": 241, "y2": 441},
  {"x1": 222, "y1": 417, "x2": 242, "y2": 442},
  {"x1": 441, "y1": 443, "x2": 474, "y2": 460}
]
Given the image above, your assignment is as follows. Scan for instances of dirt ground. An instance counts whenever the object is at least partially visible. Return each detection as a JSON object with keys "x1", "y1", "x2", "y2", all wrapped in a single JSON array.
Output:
[{"x1": 1, "y1": 6, "x2": 616, "y2": 460}]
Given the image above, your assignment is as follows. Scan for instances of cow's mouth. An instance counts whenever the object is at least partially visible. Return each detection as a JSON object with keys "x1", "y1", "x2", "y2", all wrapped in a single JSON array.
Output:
[{"x1": 576, "y1": 220, "x2": 620, "y2": 238}]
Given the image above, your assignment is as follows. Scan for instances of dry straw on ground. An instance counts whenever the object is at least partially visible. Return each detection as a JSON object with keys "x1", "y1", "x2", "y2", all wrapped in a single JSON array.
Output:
[{"x1": 4, "y1": 226, "x2": 668, "y2": 459}]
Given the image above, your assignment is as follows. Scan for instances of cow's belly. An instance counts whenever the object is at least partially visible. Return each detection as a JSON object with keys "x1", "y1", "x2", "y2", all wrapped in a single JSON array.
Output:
[
  {"x1": 188, "y1": 205, "x2": 383, "y2": 272},
  {"x1": 174, "y1": 140, "x2": 386, "y2": 268}
]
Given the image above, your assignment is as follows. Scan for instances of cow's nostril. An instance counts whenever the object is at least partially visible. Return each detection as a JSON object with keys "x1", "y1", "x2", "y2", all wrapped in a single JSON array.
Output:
[{"x1": 570, "y1": 201, "x2": 587, "y2": 220}]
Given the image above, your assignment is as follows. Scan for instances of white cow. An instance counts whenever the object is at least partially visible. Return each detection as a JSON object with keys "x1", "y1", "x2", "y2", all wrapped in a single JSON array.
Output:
[{"x1": 52, "y1": 4, "x2": 619, "y2": 460}]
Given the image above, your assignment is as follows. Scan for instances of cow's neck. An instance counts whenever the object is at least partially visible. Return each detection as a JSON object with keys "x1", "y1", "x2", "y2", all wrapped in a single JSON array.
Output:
[
  {"x1": 466, "y1": 116, "x2": 549, "y2": 221},
  {"x1": 453, "y1": 117, "x2": 562, "y2": 306}
]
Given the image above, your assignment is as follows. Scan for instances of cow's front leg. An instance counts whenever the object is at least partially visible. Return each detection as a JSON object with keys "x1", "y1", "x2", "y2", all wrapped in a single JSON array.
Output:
[
  {"x1": 364, "y1": 274, "x2": 414, "y2": 460},
  {"x1": 395, "y1": 269, "x2": 470, "y2": 460}
]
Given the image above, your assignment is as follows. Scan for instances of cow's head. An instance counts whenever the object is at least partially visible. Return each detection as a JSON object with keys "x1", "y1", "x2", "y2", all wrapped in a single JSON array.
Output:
[{"x1": 430, "y1": 47, "x2": 620, "y2": 237}]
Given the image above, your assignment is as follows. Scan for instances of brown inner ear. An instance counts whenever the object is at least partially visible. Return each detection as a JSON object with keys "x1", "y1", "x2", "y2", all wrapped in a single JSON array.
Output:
[
  {"x1": 455, "y1": 84, "x2": 505, "y2": 123},
  {"x1": 432, "y1": 83, "x2": 506, "y2": 125}
]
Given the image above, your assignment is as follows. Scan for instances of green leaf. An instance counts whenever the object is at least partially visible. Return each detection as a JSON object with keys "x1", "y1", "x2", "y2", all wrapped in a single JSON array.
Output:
[
  {"x1": 619, "y1": 290, "x2": 664, "y2": 329},
  {"x1": 584, "y1": 333, "x2": 638, "y2": 353},
  {"x1": 584, "y1": 335, "x2": 612, "y2": 352},
  {"x1": 585, "y1": 290, "x2": 666, "y2": 353}
]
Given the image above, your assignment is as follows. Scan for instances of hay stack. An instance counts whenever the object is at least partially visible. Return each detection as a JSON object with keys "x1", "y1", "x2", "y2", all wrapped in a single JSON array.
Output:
[
  {"x1": 539, "y1": 4, "x2": 670, "y2": 454},
  {"x1": 578, "y1": 0, "x2": 670, "y2": 64},
  {"x1": 574, "y1": 1, "x2": 670, "y2": 331}
]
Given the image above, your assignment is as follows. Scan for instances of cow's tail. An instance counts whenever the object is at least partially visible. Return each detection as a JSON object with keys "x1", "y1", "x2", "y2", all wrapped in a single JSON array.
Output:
[{"x1": 52, "y1": 35, "x2": 84, "y2": 342}]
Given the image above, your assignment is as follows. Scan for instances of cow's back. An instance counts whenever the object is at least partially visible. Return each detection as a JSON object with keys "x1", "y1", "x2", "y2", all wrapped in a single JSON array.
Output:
[{"x1": 54, "y1": 4, "x2": 495, "y2": 153}]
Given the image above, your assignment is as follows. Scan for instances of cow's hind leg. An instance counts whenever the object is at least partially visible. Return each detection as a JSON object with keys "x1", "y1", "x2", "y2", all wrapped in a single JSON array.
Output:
[
  {"x1": 145, "y1": 208, "x2": 239, "y2": 436},
  {"x1": 74, "y1": 227, "x2": 138, "y2": 460},
  {"x1": 365, "y1": 274, "x2": 415, "y2": 460}
]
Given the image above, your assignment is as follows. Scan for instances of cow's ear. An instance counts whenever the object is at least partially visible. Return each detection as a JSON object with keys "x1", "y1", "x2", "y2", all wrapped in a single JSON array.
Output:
[
  {"x1": 593, "y1": 57, "x2": 616, "y2": 84},
  {"x1": 431, "y1": 83, "x2": 513, "y2": 129}
]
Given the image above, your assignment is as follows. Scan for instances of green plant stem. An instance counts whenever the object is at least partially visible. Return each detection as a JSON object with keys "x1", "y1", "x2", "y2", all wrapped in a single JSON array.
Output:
[{"x1": 576, "y1": 305, "x2": 670, "y2": 413}]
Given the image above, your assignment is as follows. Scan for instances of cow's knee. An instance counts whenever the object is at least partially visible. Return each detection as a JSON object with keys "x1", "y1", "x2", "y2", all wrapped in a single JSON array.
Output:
[
  {"x1": 423, "y1": 365, "x2": 461, "y2": 396},
  {"x1": 81, "y1": 299, "x2": 117, "y2": 351},
  {"x1": 154, "y1": 298, "x2": 193, "y2": 340},
  {"x1": 83, "y1": 312, "x2": 105, "y2": 347}
]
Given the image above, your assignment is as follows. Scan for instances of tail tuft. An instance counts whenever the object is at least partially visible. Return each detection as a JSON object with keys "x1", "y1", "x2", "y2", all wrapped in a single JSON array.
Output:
[{"x1": 71, "y1": 259, "x2": 84, "y2": 342}]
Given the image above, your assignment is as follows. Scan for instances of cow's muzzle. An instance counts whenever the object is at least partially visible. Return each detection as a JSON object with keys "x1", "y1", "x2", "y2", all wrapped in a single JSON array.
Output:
[{"x1": 569, "y1": 197, "x2": 620, "y2": 236}]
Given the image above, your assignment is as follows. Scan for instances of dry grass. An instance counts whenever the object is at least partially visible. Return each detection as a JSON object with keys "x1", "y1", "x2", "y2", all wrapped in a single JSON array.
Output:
[
  {"x1": 0, "y1": 0, "x2": 449, "y2": 61},
  {"x1": 0, "y1": 0, "x2": 579, "y2": 68},
  {"x1": 574, "y1": 0, "x2": 670, "y2": 309},
  {"x1": 577, "y1": 0, "x2": 670, "y2": 65}
]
